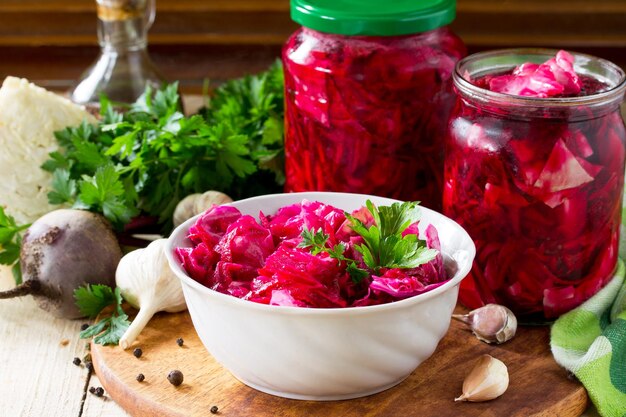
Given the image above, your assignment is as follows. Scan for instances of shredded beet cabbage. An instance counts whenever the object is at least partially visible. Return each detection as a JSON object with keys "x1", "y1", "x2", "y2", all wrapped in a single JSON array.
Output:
[
  {"x1": 176, "y1": 201, "x2": 449, "y2": 308},
  {"x1": 479, "y1": 50, "x2": 582, "y2": 98},
  {"x1": 444, "y1": 51, "x2": 626, "y2": 319},
  {"x1": 282, "y1": 28, "x2": 466, "y2": 210}
]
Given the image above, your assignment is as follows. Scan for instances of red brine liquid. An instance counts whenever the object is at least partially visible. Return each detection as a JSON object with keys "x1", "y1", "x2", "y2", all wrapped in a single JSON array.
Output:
[
  {"x1": 283, "y1": 27, "x2": 466, "y2": 210},
  {"x1": 443, "y1": 50, "x2": 626, "y2": 320}
]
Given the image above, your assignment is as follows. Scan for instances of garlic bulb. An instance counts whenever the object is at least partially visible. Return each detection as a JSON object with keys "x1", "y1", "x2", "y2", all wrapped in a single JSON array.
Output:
[
  {"x1": 116, "y1": 239, "x2": 187, "y2": 349},
  {"x1": 455, "y1": 354, "x2": 509, "y2": 402},
  {"x1": 452, "y1": 304, "x2": 517, "y2": 344},
  {"x1": 173, "y1": 191, "x2": 233, "y2": 227}
]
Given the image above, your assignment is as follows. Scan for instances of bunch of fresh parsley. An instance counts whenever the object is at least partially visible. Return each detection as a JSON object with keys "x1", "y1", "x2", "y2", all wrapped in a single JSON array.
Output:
[
  {"x1": 299, "y1": 201, "x2": 438, "y2": 282},
  {"x1": 44, "y1": 62, "x2": 284, "y2": 232},
  {"x1": 0, "y1": 207, "x2": 29, "y2": 284}
]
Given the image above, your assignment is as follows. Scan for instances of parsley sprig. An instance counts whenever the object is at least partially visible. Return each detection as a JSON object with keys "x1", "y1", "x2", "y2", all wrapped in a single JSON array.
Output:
[
  {"x1": 0, "y1": 207, "x2": 30, "y2": 284},
  {"x1": 45, "y1": 62, "x2": 284, "y2": 232},
  {"x1": 346, "y1": 201, "x2": 438, "y2": 274},
  {"x1": 298, "y1": 228, "x2": 369, "y2": 283},
  {"x1": 299, "y1": 201, "x2": 438, "y2": 282},
  {"x1": 75, "y1": 284, "x2": 130, "y2": 346}
]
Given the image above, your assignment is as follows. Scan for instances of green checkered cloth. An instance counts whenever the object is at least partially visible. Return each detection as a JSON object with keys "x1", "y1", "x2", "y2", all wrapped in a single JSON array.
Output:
[{"x1": 551, "y1": 259, "x2": 626, "y2": 417}]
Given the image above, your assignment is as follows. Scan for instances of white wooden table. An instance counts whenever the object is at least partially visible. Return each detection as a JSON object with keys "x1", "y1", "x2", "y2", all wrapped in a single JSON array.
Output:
[{"x1": 0, "y1": 266, "x2": 129, "y2": 416}]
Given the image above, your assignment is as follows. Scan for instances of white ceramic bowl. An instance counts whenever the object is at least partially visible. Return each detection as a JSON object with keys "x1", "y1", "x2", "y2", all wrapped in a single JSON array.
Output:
[{"x1": 165, "y1": 192, "x2": 475, "y2": 401}]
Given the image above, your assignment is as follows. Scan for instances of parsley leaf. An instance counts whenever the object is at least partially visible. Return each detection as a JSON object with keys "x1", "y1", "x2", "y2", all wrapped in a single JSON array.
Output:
[
  {"x1": 74, "y1": 284, "x2": 117, "y2": 318},
  {"x1": 41, "y1": 151, "x2": 71, "y2": 173},
  {"x1": 298, "y1": 228, "x2": 368, "y2": 283},
  {"x1": 48, "y1": 169, "x2": 77, "y2": 205},
  {"x1": 79, "y1": 318, "x2": 109, "y2": 338},
  {"x1": 348, "y1": 201, "x2": 437, "y2": 273},
  {"x1": 76, "y1": 164, "x2": 138, "y2": 228},
  {"x1": 72, "y1": 137, "x2": 108, "y2": 171},
  {"x1": 105, "y1": 129, "x2": 138, "y2": 159},
  {"x1": 11, "y1": 263, "x2": 22, "y2": 286},
  {"x1": 346, "y1": 262, "x2": 369, "y2": 284},
  {"x1": 299, "y1": 228, "x2": 331, "y2": 256},
  {"x1": 0, "y1": 242, "x2": 20, "y2": 266},
  {"x1": 77, "y1": 285, "x2": 130, "y2": 346},
  {"x1": 0, "y1": 207, "x2": 30, "y2": 284},
  {"x1": 93, "y1": 313, "x2": 131, "y2": 345},
  {"x1": 375, "y1": 200, "x2": 422, "y2": 238},
  {"x1": 378, "y1": 234, "x2": 438, "y2": 269}
]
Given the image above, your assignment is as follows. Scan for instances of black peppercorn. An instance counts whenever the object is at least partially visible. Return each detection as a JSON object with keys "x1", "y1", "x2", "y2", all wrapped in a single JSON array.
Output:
[
  {"x1": 133, "y1": 348, "x2": 143, "y2": 358},
  {"x1": 89, "y1": 387, "x2": 96, "y2": 394},
  {"x1": 167, "y1": 370, "x2": 184, "y2": 386},
  {"x1": 85, "y1": 361, "x2": 94, "y2": 372},
  {"x1": 210, "y1": 405, "x2": 219, "y2": 414},
  {"x1": 176, "y1": 338, "x2": 184, "y2": 347},
  {"x1": 94, "y1": 387, "x2": 104, "y2": 397},
  {"x1": 72, "y1": 357, "x2": 81, "y2": 366},
  {"x1": 80, "y1": 323, "x2": 89, "y2": 331},
  {"x1": 136, "y1": 373, "x2": 145, "y2": 382}
]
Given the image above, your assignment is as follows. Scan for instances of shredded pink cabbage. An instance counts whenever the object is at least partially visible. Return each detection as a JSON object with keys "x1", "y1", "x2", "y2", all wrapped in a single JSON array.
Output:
[
  {"x1": 370, "y1": 269, "x2": 447, "y2": 299},
  {"x1": 444, "y1": 50, "x2": 625, "y2": 319},
  {"x1": 177, "y1": 201, "x2": 449, "y2": 308},
  {"x1": 283, "y1": 27, "x2": 466, "y2": 210},
  {"x1": 485, "y1": 50, "x2": 582, "y2": 98}
]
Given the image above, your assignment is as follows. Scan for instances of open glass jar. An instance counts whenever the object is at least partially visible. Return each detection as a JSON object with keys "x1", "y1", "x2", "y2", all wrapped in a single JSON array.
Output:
[
  {"x1": 443, "y1": 49, "x2": 626, "y2": 320},
  {"x1": 282, "y1": 0, "x2": 466, "y2": 210}
]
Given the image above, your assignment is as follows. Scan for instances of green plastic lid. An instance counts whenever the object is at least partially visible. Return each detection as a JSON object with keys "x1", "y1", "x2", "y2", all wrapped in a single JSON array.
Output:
[{"x1": 290, "y1": 0, "x2": 456, "y2": 36}]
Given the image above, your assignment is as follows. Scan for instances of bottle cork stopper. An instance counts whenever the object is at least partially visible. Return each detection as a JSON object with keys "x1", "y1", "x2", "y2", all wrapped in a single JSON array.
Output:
[{"x1": 97, "y1": 0, "x2": 144, "y2": 21}]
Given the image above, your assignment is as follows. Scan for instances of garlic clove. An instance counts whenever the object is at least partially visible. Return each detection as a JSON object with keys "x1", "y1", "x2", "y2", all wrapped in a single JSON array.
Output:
[
  {"x1": 193, "y1": 191, "x2": 233, "y2": 215},
  {"x1": 173, "y1": 194, "x2": 200, "y2": 228},
  {"x1": 455, "y1": 354, "x2": 509, "y2": 402},
  {"x1": 452, "y1": 304, "x2": 517, "y2": 344},
  {"x1": 173, "y1": 191, "x2": 234, "y2": 227}
]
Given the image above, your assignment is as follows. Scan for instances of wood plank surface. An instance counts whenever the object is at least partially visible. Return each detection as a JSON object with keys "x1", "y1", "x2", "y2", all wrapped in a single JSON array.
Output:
[
  {"x1": 91, "y1": 308, "x2": 588, "y2": 417},
  {"x1": 2, "y1": 0, "x2": 626, "y2": 13},
  {"x1": 0, "y1": 266, "x2": 89, "y2": 417},
  {"x1": 0, "y1": 0, "x2": 290, "y2": 12},
  {"x1": 83, "y1": 372, "x2": 130, "y2": 417},
  {"x1": 1, "y1": 0, "x2": 626, "y2": 48}
]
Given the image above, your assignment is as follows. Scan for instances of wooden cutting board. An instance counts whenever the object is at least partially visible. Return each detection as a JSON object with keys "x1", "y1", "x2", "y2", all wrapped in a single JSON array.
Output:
[{"x1": 90, "y1": 307, "x2": 588, "y2": 417}]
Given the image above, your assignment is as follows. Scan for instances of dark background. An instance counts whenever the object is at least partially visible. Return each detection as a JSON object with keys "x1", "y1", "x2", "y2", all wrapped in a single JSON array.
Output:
[{"x1": 1, "y1": 0, "x2": 625, "y2": 92}]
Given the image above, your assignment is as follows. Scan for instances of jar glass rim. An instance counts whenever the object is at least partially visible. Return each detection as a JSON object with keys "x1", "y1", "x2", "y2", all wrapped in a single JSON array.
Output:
[{"x1": 453, "y1": 48, "x2": 626, "y2": 109}]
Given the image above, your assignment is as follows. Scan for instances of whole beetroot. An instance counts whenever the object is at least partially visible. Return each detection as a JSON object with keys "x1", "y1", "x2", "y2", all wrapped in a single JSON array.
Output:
[{"x1": 0, "y1": 209, "x2": 122, "y2": 318}]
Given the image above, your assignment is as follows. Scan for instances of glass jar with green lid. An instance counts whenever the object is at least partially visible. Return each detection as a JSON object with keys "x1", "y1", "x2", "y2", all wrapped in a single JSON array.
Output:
[{"x1": 283, "y1": 0, "x2": 466, "y2": 210}]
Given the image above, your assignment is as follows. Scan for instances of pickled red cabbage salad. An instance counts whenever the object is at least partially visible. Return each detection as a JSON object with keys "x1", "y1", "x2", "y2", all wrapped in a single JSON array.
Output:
[
  {"x1": 283, "y1": 28, "x2": 467, "y2": 211},
  {"x1": 475, "y1": 50, "x2": 586, "y2": 97},
  {"x1": 175, "y1": 200, "x2": 449, "y2": 308},
  {"x1": 444, "y1": 50, "x2": 625, "y2": 318}
]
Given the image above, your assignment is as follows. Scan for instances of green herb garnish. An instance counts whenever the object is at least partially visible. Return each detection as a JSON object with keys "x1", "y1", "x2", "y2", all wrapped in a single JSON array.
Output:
[
  {"x1": 45, "y1": 62, "x2": 284, "y2": 232},
  {"x1": 347, "y1": 200, "x2": 438, "y2": 274},
  {"x1": 75, "y1": 284, "x2": 130, "y2": 346},
  {"x1": 0, "y1": 207, "x2": 30, "y2": 284},
  {"x1": 298, "y1": 228, "x2": 369, "y2": 283},
  {"x1": 299, "y1": 201, "x2": 438, "y2": 282}
]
